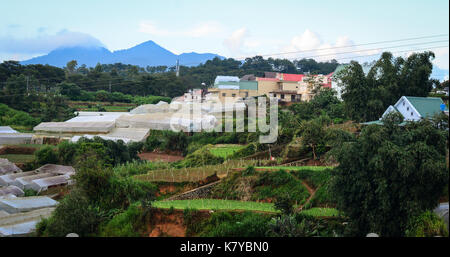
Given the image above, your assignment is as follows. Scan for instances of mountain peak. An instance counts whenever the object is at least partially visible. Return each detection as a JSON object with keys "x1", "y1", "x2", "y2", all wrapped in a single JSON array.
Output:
[{"x1": 21, "y1": 40, "x2": 224, "y2": 68}]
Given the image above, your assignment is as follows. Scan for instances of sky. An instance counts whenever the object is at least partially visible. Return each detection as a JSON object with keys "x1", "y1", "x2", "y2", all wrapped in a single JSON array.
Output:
[{"x1": 0, "y1": 0, "x2": 448, "y2": 77}]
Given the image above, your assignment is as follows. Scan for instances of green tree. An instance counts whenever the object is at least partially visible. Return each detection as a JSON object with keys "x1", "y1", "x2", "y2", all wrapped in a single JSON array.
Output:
[
  {"x1": 330, "y1": 114, "x2": 448, "y2": 236},
  {"x1": 65, "y1": 60, "x2": 78, "y2": 75},
  {"x1": 338, "y1": 51, "x2": 436, "y2": 122}
]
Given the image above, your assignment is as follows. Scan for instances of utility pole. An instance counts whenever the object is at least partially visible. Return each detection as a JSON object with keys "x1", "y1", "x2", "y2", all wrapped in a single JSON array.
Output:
[{"x1": 176, "y1": 59, "x2": 180, "y2": 77}]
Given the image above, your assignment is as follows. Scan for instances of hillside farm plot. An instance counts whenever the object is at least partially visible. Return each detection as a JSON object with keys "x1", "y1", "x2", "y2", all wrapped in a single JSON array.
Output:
[
  {"x1": 211, "y1": 169, "x2": 311, "y2": 205},
  {"x1": 255, "y1": 166, "x2": 332, "y2": 172},
  {"x1": 301, "y1": 208, "x2": 340, "y2": 217},
  {"x1": 134, "y1": 160, "x2": 268, "y2": 183},
  {"x1": 69, "y1": 101, "x2": 136, "y2": 112},
  {"x1": 209, "y1": 144, "x2": 245, "y2": 158},
  {"x1": 153, "y1": 199, "x2": 278, "y2": 213},
  {"x1": 0, "y1": 144, "x2": 57, "y2": 164},
  {"x1": 0, "y1": 154, "x2": 35, "y2": 163}
]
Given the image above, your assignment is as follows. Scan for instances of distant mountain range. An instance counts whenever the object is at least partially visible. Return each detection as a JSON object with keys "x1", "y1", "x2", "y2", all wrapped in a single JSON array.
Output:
[{"x1": 21, "y1": 40, "x2": 224, "y2": 68}]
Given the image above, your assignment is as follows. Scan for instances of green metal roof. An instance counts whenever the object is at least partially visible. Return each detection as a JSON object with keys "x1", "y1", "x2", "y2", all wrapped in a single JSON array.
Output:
[
  {"x1": 239, "y1": 81, "x2": 258, "y2": 90},
  {"x1": 214, "y1": 81, "x2": 258, "y2": 90},
  {"x1": 404, "y1": 96, "x2": 446, "y2": 118}
]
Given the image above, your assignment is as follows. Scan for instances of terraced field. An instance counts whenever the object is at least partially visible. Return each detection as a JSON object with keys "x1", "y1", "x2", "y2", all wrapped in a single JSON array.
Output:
[
  {"x1": 153, "y1": 199, "x2": 278, "y2": 213},
  {"x1": 255, "y1": 166, "x2": 332, "y2": 171},
  {"x1": 209, "y1": 144, "x2": 244, "y2": 158},
  {"x1": 301, "y1": 208, "x2": 340, "y2": 217},
  {"x1": 153, "y1": 199, "x2": 339, "y2": 217},
  {"x1": 0, "y1": 154, "x2": 35, "y2": 163},
  {"x1": 135, "y1": 160, "x2": 268, "y2": 182}
]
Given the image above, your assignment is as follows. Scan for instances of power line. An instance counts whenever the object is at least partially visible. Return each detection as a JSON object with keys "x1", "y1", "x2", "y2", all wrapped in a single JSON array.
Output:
[
  {"x1": 233, "y1": 33, "x2": 449, "y2": 60},
  {"x1": 281, "y1": 40, "x2": 448, "y2": 60}
]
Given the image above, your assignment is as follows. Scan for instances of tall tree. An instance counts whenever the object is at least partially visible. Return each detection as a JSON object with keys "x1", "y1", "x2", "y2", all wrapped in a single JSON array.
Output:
[{"x1": 330, "y1": 113, "x2": 448, "y2": 236}]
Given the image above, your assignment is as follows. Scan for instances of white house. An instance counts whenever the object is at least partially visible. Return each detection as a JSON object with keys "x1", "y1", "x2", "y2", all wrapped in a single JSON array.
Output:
[{"x1": 364, "y1": 96, "x2": 448, "y2": 124}]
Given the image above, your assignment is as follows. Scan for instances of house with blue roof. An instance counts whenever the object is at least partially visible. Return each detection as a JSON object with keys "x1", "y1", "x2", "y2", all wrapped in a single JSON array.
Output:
[{"x1": 363, "y1": 96, "x2": 449, "y2": 125}]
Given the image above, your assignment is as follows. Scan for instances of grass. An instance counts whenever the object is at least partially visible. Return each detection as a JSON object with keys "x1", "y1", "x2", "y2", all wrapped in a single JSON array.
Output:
[
  {"x1": 0, "y1": 154, "x2": 35, "y2": 163},
  {"x1": 255, "y1": 166, "x2": 332, "y2": 171},
  {"x1": 135, "y1": 159, "x2": 269, "y2": 183},
  {"x1": 302, "y1": 208, "x2": 339, "y2": 217},
  {"x1": 153, "y1": 199, "x2": 339, "y2": 217},
  {"x1": 153, "y1": 199, "x2": 278, "y2": 213},
  {"x1": 209, "y1": 144, "x2": 245, "y2": 158}
]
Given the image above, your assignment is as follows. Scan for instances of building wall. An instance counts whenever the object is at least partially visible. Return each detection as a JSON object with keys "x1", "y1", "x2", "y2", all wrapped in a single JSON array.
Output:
[
  {"x1": 257, "y1": 80, "x2": 279, "y2": 96},
  {"x1": 208, "y1": 89, "x2": 241, "y2": 102},
  {"x1": 269, "y1": 92, "x2": 301, "y2": 102},
  {"x1": 395, "y1": 98, "x2": 421, "y2": 121}
]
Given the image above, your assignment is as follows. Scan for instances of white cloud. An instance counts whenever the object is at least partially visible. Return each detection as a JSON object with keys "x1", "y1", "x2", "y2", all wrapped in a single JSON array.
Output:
[
  {"x1": 280, "y1": 29, "x2": 383, "y2": 62},
  {"x1": 290, "y1": 29, "x2": 322, "y2": 51},
  {"x1": 223, "y1": 27, "x2": 251, "y2": 57},
  {"x1": 0, "y1": 29, "x2": 104, "y2": 54},
  {"x1": 432, "y1": 46, "x2": 449, "y2": 70}
]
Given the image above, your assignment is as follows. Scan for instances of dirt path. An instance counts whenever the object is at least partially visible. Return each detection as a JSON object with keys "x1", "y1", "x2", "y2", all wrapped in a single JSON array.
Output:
[{"x1": 297, "y1": 181, "x2": 316, "y2": 211}]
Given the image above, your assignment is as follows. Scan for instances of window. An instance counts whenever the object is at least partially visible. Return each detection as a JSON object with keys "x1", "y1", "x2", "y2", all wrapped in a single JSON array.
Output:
[
  {"x1": 281, "y1": 94, "x2": 285, "y2": 99},
  {"x1": 232, "y1": 94, "x2": 236, "y2": 97},
  {"x1": 273, "y1": 94, "x2": 277, "y2": 97},
  {"x1": 244, "y1": 92, "x2": 249, "y2": 97},
  {"x1": 411, "y1": 112, "x2": 413, "y2": 116},
  {"x1": 403, "y1": 102, "x2": 405, "y2": 106},
  {"x1": 222, "y1": 93, "x2": 226, "y2": 97},
  {"x1": 407, "y1": 107, "x2": 409, "y2": 111}
]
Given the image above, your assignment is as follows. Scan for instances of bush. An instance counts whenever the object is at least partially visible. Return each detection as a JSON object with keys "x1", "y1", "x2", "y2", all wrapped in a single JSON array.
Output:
[
  {"x1": 242, "y1": 166, "x2": 256, "y2": 176},
  {"x1": 180, "y1": 145, "x2": 224, "y2": 167},
  {"x1": 274, "y1": 193, "x2": 296, "y2": 215},
  {"x1": 0, "y1": 103, "x2": 40, "y2": 127},
  {"x1": 231, "y1": 143, "x2": 257, "y2": 159},
  {"x1": 100, "y1": 203, "x2": 143, "y2": 237},
  {"x1": 24, "y1": 188, "x2": 38, "y2": 196},
  {"x1": 57, "y1": 141, "x2": 78, "y2": 165},
  {"x1": 405, "y1": 211, "x2": 448, "y2": 237},
  {"x1": 144, "y1": 130, "x2": 187, "y2": 153},
  {"x1": 199, "y1": 211, "x2": 272, "y2": 237},
  {"x1": 34, "y1": 146, "x2": 58, "y2": 166},
  {"x1": 36, "y1": 189, "x2": 105, "y2": 237}
]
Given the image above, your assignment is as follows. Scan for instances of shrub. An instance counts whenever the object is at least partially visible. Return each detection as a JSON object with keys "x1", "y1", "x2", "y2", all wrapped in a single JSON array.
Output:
[
  {"x1": 34, "y1": 146, "x2": 58, "y2": 166},
  {"x1": 199, "y1": 211, "x2": 272, "y2": 237},
  {"x1": 180, "y1": 145, "x2": 224, "y2": 167},
  {"x1": 405, "y1": 211, "x2": 448, "y2": 237},
  {"x1": 100, "y1": 203, "x2": 142, "y2": 237},
  {"x1": 36, "y1": 189, "x2": 105, "y2": 237},
  {"x1": 274, "y1": 193, "x2": 296, "y2": 215},
  {"x1": 57, "y1": 141, "x2": 78, "y2": 165},
  {"x1": 266, "y1": 215, "x2": 301, "y2": 237},
  {"x1": 24, "y1": 188, "x2": 38, "y2": 196},
  {"x1": 231, "y1": 143, "x2": 257, "y2": 159},
  {"x1": 242, "y1": 166, "x2": 256, "y2": 176}
]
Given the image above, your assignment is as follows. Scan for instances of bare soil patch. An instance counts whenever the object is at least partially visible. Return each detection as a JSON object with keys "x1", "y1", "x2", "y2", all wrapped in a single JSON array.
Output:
[
  {"x1": 147, "y1": 209, "x2": 211, "y2": 237},
  {"x1": 0, "y1": 145, "x2": 37, "y2": 155},
  {"x1": 138, "y1": 152, "x2": 184, "y2": 162}
]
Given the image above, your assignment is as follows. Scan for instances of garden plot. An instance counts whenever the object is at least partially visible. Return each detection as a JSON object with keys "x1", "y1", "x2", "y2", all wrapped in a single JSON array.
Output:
[
  {"x1": 209, "y1": 144, "x2": 245, "y2": 158},
  {"x1": 134, "y1": 160, "x2": 266, "y2": 183},
  {"x1": 153, "y1": 199, "x2": 278, "y2": 213}
]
